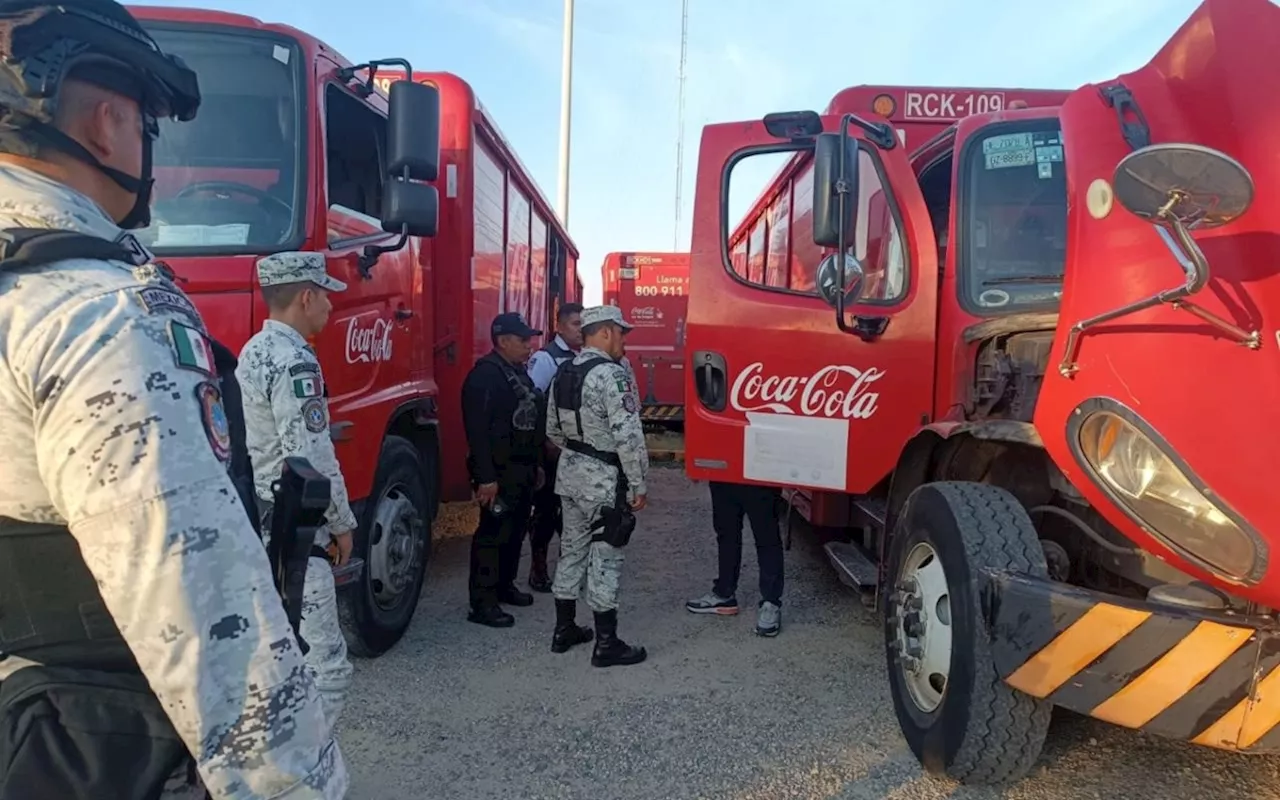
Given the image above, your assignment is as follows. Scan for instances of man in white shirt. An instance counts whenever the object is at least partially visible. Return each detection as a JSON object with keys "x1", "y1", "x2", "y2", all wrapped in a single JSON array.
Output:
[{"x1": 524, "y1": 302, "x2": 583, "y2": 591}]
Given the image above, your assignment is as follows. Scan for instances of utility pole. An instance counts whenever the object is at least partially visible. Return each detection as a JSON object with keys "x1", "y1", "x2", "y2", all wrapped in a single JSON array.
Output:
[
  {"x1": 673, "y1": 0, "x2": 689, "y2": 250},
  {"x1": 556, "y1": 0, "x2": 575, "y2": 226}
]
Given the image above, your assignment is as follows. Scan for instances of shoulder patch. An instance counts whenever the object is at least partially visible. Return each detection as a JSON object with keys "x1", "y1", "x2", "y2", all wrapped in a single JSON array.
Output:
[
  {"x1": 169, "y1": 320, "x2": 216, "y2": 376},
  {"x1": 195, "y1": 381, "x2": 231, "y2": 462},
  {"x1": 289, "y1": 361, "x2": 320, "y2": 376},
  {"x1": 293, "y1": 374, "x2": 323, "y2": 398},
  {"x1": 302, "y1": 397, "x2": 328, "y2": 433},
  {"x1": 134, "y1": 286, "x2": 200, "y2": 322},
  {"x1": 622, "y1": 393, "x2": 638, "y2": 414}
]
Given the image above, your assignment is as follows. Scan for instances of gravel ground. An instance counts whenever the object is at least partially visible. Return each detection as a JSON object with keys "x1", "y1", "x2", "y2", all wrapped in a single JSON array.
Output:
[{"x1": 338, "y1": 467, "x2": 1280, "y2": 800}]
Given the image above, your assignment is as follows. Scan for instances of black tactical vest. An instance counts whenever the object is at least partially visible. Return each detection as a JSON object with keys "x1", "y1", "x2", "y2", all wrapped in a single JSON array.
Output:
[
  {"x1": 552, "y1": 355, "x2": 625, "y2": 468},
  {"x1": 542, "y1": 337, "x2": 575, "y2": 366}
]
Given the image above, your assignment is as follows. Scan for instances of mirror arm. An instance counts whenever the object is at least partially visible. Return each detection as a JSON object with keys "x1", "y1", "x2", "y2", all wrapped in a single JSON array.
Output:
[
  {"x1": 840, "y1": 112, "x2": 896, "y2": 150},
  {"x1": 337, "y1": 57, "x2": 416, "y2": 98},
  {"x1": 1058, "y1": 217, "x2": 1259, "y2": 377}
]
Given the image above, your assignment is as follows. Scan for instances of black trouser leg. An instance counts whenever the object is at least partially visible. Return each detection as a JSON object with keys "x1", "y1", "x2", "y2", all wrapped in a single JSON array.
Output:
[
  {"x1": 469, "y1": 507, "x2": 503, "y2": 609},
  {"x1": 498, "y1": 492, "x2": 534, "y2": 589},
  {"x1": 529, "y1": 458, "x2": 560, "y2": 552},
  {"x1": 742, "y1": 485, "x2": 784, "y2": 606},
  {"x1": 709, "y1": 481, "x2": 746, "y2": 599}
]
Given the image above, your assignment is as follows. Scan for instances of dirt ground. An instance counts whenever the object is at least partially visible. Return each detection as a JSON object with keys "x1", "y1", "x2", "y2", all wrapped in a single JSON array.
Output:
[{"x1": 337, "y1": 465, "x2": 1280, "y2": 800}]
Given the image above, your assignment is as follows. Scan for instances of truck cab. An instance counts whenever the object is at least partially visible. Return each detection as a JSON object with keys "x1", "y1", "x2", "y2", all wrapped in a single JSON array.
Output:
[
  {"x1": 685, "y1": 0, "x2": 1279, "y2": 784},
  {"x1": 130, "y1": 5, "x2": 441, "y2": 657}
]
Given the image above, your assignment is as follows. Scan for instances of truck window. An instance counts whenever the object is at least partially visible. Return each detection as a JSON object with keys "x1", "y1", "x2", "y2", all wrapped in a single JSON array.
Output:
[
  {"x1": 138, "y1": 27, "x2": 304, "y2": 254},
  {"x1": 324, "y1": 84, "x2": 389, "y2": 229},
  {"x1": 958, "y1": 121, "x2": 1066, "y2": 314}
]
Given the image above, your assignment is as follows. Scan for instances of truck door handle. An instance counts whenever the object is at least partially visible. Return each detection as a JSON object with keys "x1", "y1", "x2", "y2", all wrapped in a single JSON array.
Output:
[{"x1": 692, "y1": 350, "x2": 727, "y2": 412}]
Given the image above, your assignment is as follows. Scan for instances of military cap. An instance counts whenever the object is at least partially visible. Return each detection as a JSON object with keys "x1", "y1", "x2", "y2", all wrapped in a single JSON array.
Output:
[
  {"x1": 581, "y1": 304, "x2": 633, "y2": 331},
  {"x1": 256, "y1": 251, "x2": 347, "y2": 292}
]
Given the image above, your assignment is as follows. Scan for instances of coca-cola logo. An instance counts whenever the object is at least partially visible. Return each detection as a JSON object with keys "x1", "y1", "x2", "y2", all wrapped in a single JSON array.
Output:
[
  {"x1": 730, "y1": 361, "x2": 884, "y2": 419},
  {"x1": 630, "y1": 306, "x2": 662, "y2": 320},
  {"x1": 346, "y1": 317, "x2": 394, "y2": 363}
]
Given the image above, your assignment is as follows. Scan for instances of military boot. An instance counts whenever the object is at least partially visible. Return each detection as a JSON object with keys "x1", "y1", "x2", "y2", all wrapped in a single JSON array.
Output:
[
  {"x1": 551, "y1": 599, "x2": 594, "y2": 653},
  {"x1": 528, "y1": 544, "x2": 552, "y2": 593},
  {"x1": 590, "y1": 609, "x2": 647, "y2": 667}
]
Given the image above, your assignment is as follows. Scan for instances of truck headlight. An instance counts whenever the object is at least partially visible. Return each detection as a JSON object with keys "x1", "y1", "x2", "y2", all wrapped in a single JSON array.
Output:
[{"x1": 1074, "y1": 404, "x2": 1264, "y2": 584}]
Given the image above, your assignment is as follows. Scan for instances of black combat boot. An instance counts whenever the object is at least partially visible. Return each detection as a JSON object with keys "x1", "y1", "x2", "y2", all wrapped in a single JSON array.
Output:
[
  {"x1": 590, "y1": 609, "x2": 647, "y2": 667},
  {"x1": 528, "y1": 545, "x2": 552, "y2": 593},
  {"x1": 551, "y1": 599, "x2": 594, "y2": 653}
]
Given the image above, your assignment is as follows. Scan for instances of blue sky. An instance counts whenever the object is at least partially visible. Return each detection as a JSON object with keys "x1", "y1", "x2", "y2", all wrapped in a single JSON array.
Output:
[{"x1": 142, "y1": 0, "x2": 1214, "y2": 303}]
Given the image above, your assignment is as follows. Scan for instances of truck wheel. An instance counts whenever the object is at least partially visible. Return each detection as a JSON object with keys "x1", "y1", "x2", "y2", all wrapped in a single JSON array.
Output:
[
  {"x1": 883, "y1": 481, "x2": 1052, "y2": 785},
  {"x1": 339, "y1": 435, "x2": 432, "y2": 657}
]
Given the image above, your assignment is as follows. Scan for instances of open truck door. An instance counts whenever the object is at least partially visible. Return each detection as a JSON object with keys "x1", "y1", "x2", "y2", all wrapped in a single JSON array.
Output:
[
  {"x1": 684, "y1": 112, "x2": 938, "y2": 495},
  {"x1": 1037, "y1": 0, "x2": 1280, "y2": 604}
]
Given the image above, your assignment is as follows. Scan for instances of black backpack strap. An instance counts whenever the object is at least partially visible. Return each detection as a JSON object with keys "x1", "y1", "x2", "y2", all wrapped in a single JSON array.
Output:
[{"x1": 0, "y1": 228, "x2": 139, "y2": 271}]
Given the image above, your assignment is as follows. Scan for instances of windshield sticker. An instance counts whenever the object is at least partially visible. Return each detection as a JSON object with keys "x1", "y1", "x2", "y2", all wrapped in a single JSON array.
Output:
[
  {"x1": 155, "y1": 224, "x2": 250, "y2": 247},
  {"x1": 978, "y1": 289, "x2": 1011, "y2": 307},
  {"x1": 1038, "y1": 162, "x2": 1053, "y2": 179},
  {"x1": 273, "y1": 45, "x2": 289, "y2": 64},
  {"x1": 983, "y1": 133, "x2": 1034, "y2": 154},
  {"x1": 985, "y1": 148, "x2": 1035, "y2": 170}
]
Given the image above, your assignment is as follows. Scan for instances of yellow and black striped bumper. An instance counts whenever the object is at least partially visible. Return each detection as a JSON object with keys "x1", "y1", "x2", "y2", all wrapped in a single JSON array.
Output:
[
  {"x1": 991, "y1": 574, "x2": 1280, "y2": 752},
  {"x1": 640, "y1": 404, "x2": 683, "y2": 421}
]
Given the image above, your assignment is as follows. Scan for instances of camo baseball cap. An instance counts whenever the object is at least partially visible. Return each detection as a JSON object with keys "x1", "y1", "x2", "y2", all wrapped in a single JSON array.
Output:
[
  {"x1": 581, "y1": 304, "x2": 633, "y2": 331},
  {"x1": 256, "y1": 251, "x2": 347, "y2": 292}
]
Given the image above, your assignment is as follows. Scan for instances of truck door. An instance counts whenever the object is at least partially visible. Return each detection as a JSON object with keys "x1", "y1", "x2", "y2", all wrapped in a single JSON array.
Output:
[{"x1": 685, "y1": 115, "x2": 938, "y2": 494}]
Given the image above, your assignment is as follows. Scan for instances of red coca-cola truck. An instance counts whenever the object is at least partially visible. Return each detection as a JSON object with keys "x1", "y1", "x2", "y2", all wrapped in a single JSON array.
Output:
[
  {"x1": 129, "y1": 5, "x2": 580, "y2": 656},
  {"x1": 686, "y1": 0, "x2": 1279, "y2": 784},
  {"x1": 602, "y1": 251, "x2": 689, "y2": 423}
]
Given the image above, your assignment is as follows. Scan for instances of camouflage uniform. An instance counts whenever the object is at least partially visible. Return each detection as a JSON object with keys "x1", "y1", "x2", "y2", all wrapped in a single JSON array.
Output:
[
  {"x1": 237, "y1": 252, "x2": 355, "y2": 733},
  {"x1": 0, "y1": 164, "x2": 347, "y2": 797},
  {"x1": 546, "y1": 332, "x2": 649, "y2": 612}
]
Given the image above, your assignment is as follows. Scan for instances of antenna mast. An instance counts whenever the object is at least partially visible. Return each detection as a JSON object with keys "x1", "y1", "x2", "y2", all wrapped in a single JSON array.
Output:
[{"x1": 673, "y1": 0, "x2": 689, "y2": 250}]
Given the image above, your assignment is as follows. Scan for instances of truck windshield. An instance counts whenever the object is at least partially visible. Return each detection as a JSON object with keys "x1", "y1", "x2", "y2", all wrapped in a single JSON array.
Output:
[
  {"x1": 959, "y1": 121, "x2": 1066, "y2": 314},
  {"x1": 135, "y1": 25, "x2": 304, "y2": 254}
]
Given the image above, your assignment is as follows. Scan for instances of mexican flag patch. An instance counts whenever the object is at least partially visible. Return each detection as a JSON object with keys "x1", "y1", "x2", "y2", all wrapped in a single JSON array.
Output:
[
  {"x1": 169, "y1": 321, "x2": 215, "y2": 376},
  {"x1": 293, "y1": 375, "x2": 322, "y2": 398}
]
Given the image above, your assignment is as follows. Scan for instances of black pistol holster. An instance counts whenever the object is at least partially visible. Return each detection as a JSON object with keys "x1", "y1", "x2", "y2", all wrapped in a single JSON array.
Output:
[
  {"x1": 265, "y1": 457, "x2": 332, "y2": 656},
  {"x1": 553, "y1": 355, "x2": 636, "y2": 549}
]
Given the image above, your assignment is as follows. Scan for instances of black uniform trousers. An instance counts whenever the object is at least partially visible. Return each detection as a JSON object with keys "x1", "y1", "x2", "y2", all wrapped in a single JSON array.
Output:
[
  {"x1": 469, "y1": 463, "x2": 537, "y2": 608},
  {"x1": 709, "y1": 480, "x2": 785, "y2": 606},
  {"x1": 528, "y1": 454, "x2": 561, "y2": 553}
]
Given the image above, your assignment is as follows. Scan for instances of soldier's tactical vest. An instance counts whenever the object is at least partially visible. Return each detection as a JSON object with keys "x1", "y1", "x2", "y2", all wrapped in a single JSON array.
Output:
[
  {"x1": 0, "y1": 228, "x2": 258, "y2": 796},
  {"x1": 552, "y1": 355, "x2": 622, "y2": 468},
  {"x1": 542, "y1": 338, "x2": 575, "y2": 366}
]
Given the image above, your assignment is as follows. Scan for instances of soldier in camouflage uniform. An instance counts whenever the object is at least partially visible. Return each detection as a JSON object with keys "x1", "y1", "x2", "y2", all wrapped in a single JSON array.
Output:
[
  {"x1": 237, "y1": 252, "x2": 356, "y2": 733},
  {"x1": 0, "y1": 0, "x2": 345, "y2": 797},
  {"x1": 546, "y1": 305, "x2": 650, "y2": 667}
]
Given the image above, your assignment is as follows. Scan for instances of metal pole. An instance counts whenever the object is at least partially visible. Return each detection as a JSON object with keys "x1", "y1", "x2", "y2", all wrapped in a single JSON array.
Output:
[
  {"x1": 673, "y1": 0, "x2": 689, "y2": 250},
  {"x1": 556, "y1": 0, "x2": 575, "y2": 227}
]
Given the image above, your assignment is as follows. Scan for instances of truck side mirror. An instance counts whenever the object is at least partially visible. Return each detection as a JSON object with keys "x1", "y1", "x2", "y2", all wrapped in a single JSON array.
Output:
[
  {"x1": 386, "y1": 80, "x2": 440, "y2": 182},
  {"x1": 382, "y1": 180, "x2": 438, "y2": 238},
  {"x1": 812, "y1": 132, "x2": 860, "y2": 249}
]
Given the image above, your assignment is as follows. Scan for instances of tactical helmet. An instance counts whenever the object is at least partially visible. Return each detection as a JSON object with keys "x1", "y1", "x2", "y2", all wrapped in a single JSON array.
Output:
[{"x1": 0, "y1": 0, "x2": 201, "y2": 228}]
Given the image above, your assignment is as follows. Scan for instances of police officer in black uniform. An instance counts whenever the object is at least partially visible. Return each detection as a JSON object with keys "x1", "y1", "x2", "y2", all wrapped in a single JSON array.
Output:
[{"x1": 462, "y1": 312, "x2": 548, "y2": 627}]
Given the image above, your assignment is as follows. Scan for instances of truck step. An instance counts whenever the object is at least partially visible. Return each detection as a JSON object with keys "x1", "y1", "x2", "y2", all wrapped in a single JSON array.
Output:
[
  {"x1": 823, "y1": 541, "x2": 879, "y2": 591},
  {"x1": 852, "y1": 496, "x2": 888, "y2": 528}
]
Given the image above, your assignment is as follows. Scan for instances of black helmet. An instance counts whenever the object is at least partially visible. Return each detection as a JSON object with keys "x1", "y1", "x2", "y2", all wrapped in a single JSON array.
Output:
[{"x1": 0, "y1": 0, "x2": 201, "y2": 228}]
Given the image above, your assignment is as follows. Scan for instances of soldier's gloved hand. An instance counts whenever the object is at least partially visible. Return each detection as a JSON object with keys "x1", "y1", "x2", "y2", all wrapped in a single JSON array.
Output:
[
  {"x1": 629, "y1": 494, "x2": 648, "y2": 511},
  {"x1": 329, "y1": 530, "x2": 354, "y2": 566},
  {"x1": 475, "y1": 482, "x2": 498, "y2": 508}
]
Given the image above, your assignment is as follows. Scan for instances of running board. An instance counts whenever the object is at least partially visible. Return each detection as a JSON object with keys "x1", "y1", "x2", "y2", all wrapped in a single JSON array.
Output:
[{"x1": 823, "y1": 541, "x2": 879, "y2": 591}]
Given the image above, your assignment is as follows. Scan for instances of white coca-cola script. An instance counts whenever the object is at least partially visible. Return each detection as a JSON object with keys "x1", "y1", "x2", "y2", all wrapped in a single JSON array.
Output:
[
  {"x1": 729, "y1": 361, "x2": 884, "y2": 419},
  {"x1": 346, "y1": 317, "x2": 394, "y2": 363}
]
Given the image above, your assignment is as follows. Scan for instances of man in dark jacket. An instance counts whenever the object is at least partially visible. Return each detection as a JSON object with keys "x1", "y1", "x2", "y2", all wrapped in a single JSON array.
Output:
[{"x1": 461, "y1": 312, "x2": 547, "y2": 627}]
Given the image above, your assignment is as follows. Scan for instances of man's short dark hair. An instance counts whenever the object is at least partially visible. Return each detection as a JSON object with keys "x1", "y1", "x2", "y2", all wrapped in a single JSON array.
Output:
[
  {"x1": 582, "y1": 320, "x2": 616, "y2": 338},
  {"x1": 557, "y1": 302, "x2": 583, "y2": 322},
  {"x1": 261, "y1": 282, "x2": 311, "y2": 311}
]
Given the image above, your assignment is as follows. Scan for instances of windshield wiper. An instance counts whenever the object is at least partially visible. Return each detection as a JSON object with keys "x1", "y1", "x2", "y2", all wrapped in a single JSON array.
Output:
[{"x1": 982, "y1": 274, "x2": 1064, "y2": 286}]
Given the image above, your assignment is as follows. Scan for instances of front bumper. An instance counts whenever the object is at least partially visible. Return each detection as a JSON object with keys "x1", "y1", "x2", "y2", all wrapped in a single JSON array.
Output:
[{"x1": 989, "y1": 574, "x2": 1280, "y2": 752}]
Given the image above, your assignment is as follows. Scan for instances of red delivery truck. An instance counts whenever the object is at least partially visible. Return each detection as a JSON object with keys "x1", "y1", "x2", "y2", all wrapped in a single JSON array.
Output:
[{"x1": 602, "y1": 252, "x2": 690, "y2": 423}]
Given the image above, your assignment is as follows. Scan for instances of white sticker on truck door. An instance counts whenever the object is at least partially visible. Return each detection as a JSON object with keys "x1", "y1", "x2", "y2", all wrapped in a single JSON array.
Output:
[{"x1": 743, "y1": 412, "x2": 848, "y2": 490}]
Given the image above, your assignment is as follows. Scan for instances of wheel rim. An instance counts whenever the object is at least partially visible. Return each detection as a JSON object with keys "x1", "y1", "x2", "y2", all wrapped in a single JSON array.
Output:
[
  {"x1": 892, "y1": 541, "x2": 953, "y2": 714},
  {"x1": 367, "y1": 483, "x2": 425, "y2": 611}
]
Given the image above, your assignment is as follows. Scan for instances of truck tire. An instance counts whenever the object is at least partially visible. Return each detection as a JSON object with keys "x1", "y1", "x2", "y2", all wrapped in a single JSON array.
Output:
[
  {"x1": 883, "y1": 481, "x2": 1052, "y2": 785},
  {"x1": 339, "y1": 435, "x2": 432, "y2": 658}
]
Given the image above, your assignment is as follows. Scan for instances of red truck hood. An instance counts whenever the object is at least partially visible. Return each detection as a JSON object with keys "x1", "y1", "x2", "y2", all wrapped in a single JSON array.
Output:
[{"x1": 1036, "y1": 0, "x2": 1280, "y2": 603}]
